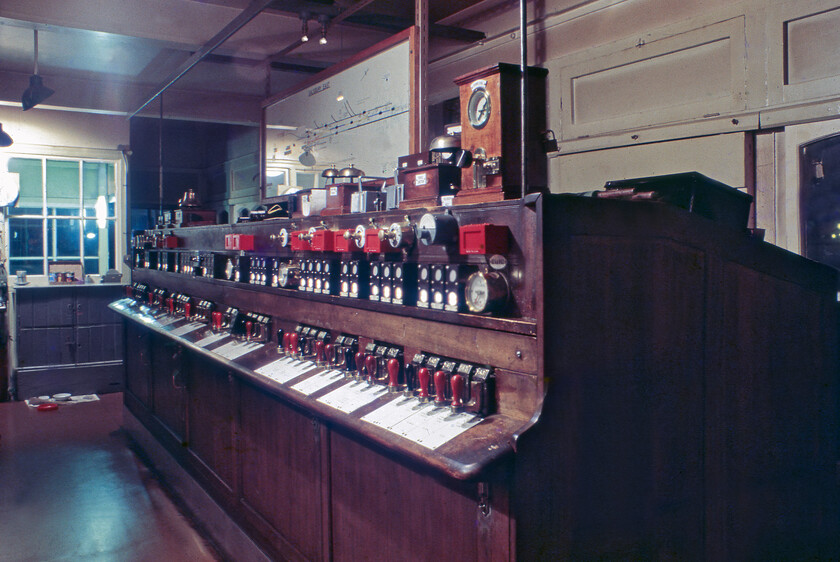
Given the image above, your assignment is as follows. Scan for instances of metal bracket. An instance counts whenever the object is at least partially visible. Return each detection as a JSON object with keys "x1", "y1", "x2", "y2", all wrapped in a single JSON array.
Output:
[{"x1": 478, "y1": 482, "x2": 491, "y2": 517}]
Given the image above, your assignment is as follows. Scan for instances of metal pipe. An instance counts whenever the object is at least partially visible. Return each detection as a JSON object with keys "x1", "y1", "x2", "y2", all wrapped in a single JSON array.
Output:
[
  {"x1": 159, "y1": 96, "x2": 163, "y2": 217},
  {"x1": 520, "y1": 0, "x2": 528, "y2": 198},
  {"x1": 129, "y1": 0, "x2": 274, "y2": 119}
]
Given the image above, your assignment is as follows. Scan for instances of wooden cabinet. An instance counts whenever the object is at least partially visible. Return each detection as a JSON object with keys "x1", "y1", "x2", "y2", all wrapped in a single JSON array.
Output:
[
  {"x1": 13, "y1": 283, "x2": 124, "y2": 398},
  {"x1": 117, "y1": 194, "x2": 840, "y2": 560},
  {"x1": 151, "y1": 336, "x2": 187, "y2": 443},
  {"x1": 124, "y1": 321, "x2": 152, "y2": 407}
]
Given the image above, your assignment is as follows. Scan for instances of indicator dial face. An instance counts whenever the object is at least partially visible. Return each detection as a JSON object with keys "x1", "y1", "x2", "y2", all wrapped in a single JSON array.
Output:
[
  {"x1": 225, "y1": 259, "x2": 235, "y2": 280},
  {"x1": 465, "y1": 271, "x2": 509, "y2": 313},
  {"x1": 277, "y1": 228, "x2": 290, "y2": 247},
  {"x1": 353, "y1": 224, "x2": 366, "y2": 249},
  {"x1": 467, "y1": 88, "x2": 492, "y2": 129}
]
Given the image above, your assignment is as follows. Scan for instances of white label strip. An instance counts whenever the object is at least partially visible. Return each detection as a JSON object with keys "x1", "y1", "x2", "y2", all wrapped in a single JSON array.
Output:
[
  {"x1": 156, "y1": 315, "x2": 181, "y2": 327},
  {"x1": 169, "y1": 322, "x2": 204, "y2": 337},
  {"x1": 255, "y1": 357, "x2": 313, "y2": 384},
  {"x1": 361, "y1": 395, "x2": 430, "y2": 429},
  {"x1": 213, "y1": 340, "x2": 264, "y2": 360},
  {"x1": 317, "y1": 381, "x2": 388, "y2": 413},
  {"x1": 388, "y1": 406, "x2": 483, "y2": 450},
  {"x1": 194, "y1": 332, "x2": 228, "y2": 347},
  {"x1": 291, "y1": 369, "x2": 344, "y2": 396}
]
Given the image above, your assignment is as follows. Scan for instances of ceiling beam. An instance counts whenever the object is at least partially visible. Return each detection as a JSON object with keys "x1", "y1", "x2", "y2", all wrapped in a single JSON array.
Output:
[{"x1": 128, "y1": 0, "x2": 275, "y2": 119}]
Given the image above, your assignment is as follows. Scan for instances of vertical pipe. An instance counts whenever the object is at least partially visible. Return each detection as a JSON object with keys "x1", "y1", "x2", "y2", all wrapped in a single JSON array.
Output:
[
  {"x1": 158, "y1": 96, "x2": 164, "y2": 218},
  {"x1": 520, "y1": 0, "x2": 528, "y2": 198},
  {"x1": 415, "y1": 0, "x2": 429, "y2": 154}
]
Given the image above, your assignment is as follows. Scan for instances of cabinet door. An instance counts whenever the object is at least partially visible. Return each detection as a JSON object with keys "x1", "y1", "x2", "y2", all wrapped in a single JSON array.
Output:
[
  {"x1": 151, "y1": 336, "x2": 187, "y2": 442},
  {"x1": 16, "y1": 287, "x2": 74, "y2": 328},
  {"x1": 75, "y1": 324, "x2": 123, "y2": 363},
  {"x1": 124, "y1": 322, "x2": 152, "y2": 407},
  {"x1": 18, "y1": 327, "x2": 74, "y2": 367},
  {"x1": 76, "y1": 287, "x2": 123, "y2": 326},
  {"x1": 187, "y1": 357, "x2": 237, "y2": 496}
]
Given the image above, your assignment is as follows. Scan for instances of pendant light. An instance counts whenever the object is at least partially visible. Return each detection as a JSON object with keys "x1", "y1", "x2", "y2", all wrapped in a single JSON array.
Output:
[
  {"x1": 22, "y1": 30, "x2": 55, "y2": 111},
  {"x1": 0, "y1": 124, "x2": 13, "y2": 147}
]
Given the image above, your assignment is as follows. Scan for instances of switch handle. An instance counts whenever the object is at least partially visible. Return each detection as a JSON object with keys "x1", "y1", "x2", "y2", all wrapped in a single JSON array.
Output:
[
  {"x1": 282, "y1": 331, "x2": 291, "y2": 354},
  {"x1": 355, "y1": 351, "x2": 365, "y2": 379},
  {"x1": 246, "y1": 321, "x2": 253, "y2": 341},
  {"x1": 324, "y1": 343, "x2": 333, "y2": 365},
  {"x1": 450, "y1": 373, "x2": 465, "y2": 410},
  {"x1": 417, "y1": 367, "x2": 430, "y2": 399},
  {"x1": 434, "y1": 370, "x2": 448, "y2": 405},
  {"x1": 289, "y1": 332, "x2": 299, "y2": 357},
  {"x1": 315, "y1": 340, "x2": 325, "y2": 364},
  {"x1": 184, "y1": 302, "x2": 191, "y2": 318},
  {"x1": 387, "y1": 358, "x2": 400, "y2": 390},
  {"x1": 365, "y1": 355, "x2": 378, "y2": 383}
]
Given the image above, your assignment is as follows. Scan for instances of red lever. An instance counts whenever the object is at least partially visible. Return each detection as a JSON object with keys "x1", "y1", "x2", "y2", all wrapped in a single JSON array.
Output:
[
  {"x1": 184, "y1": 302, "x2": 191, "y2": 318},
  {"x1": 148, "y1": 293, "x2": 154, "y2": 306},
  {"x1": 289, "y1": 332, "x2": 299, "y2": 357},
  {"x1": 282, "y1": 332, "x2": 291, "y2": 354},
  {"x1": 166, "y1": 297, "x2": 174, "y2": 314},
  {"x1": 417, "y1": 368, "x2": 430, "y2": 400},
  {"x1": 315, "y1": 340, "x2": 325, "y2": 364},
  {"x1": 387, "y1": 358, "x2": 400, "y2": 391},
  {"x1": 212, "y1": 311, "x2": 221, "y2": 331},
  {"x1": 365, "y1": 355, "x2": 378, "y2": 383},
  {"x1": 355, "y1": 351, "x2": 365, "y2": 379},
  {"x1": 434, "y1": 370, "x2": 448, "y2": 405},
  {"x1": 245, "y1": 321, "x2": 253, "y2": 341},
  {"x1": 450, "y1": 374, "x2": 465, "y2": 410},
  {"x1": 324, "y1": 343, "x2": 333, "y2": 365}
]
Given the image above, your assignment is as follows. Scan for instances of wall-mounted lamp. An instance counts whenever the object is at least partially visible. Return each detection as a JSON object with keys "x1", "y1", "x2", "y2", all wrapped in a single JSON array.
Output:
[
  {"x1": 318, "y1": 15, "x2": 330, "y2": 45},
  {"x1": 300, "y1": 12, "x2": 310, "y2": 43},
  {"x1": 0, "y1": 123, "x2": 13, "y2": 147}
]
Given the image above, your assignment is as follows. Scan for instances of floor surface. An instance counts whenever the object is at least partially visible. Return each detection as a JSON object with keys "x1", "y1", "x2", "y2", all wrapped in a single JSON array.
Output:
[{"x1": 0, "y1": 393, "x2": 221, "y2": 562}]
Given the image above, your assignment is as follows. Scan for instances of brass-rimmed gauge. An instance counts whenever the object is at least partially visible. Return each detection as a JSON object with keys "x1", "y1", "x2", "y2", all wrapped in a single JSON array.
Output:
[
  {"x1": 467, "y1": 87, "x2": 491, "y2": 129},
  {"x1": 380, "y1": 222, "x2": 415, "y2": 249},
  {"x1": 465, "y1": 270, "x2": 510, "y2": 313}
]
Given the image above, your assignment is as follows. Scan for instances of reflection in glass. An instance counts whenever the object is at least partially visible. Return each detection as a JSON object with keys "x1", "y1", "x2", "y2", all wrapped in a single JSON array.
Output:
[
  {"x1": 46, "y1": 160, "x2": 81, "y2": 216},
  {"x1": 9, "y1": 218, "x2": 43, "y2": 259},
  {"x1": 47, "y1": 218, "x2": 81, "y2": 258},
  {"x1": 7, "y1": 158, "x2": 42, "y2": 216}
]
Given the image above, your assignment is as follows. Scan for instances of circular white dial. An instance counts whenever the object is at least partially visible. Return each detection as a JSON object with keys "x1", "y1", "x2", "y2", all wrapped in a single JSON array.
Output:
[
  {"x1": 467, "y1": 88, "x2": 492, "y2": 129},
  {"x1": 0, "y1": 176, "x2": 20, "y2": 207},
  {"x1": 353, "y1": 224, "x2": 366, "y2": 249},
  {"x1": 465, "y1": 271, "x2": 509, "y2": 313},
  {"x1": 277, "y1": 228, "x2": 290, "y2": 247}
]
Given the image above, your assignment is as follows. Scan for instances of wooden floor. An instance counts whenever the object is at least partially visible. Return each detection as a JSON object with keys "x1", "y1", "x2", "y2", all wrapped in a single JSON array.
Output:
[{"x1": 0, "y1": 392, "x2": 221, "y2": 562}]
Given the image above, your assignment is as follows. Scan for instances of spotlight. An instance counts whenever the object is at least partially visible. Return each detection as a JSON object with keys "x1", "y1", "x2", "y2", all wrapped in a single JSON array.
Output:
[
  {"x1": 300, "y1": 13, "x2": 310, "y2": 43},
  {"x1": 318, "y1": 15, "x2": 330, "y2": 45}
]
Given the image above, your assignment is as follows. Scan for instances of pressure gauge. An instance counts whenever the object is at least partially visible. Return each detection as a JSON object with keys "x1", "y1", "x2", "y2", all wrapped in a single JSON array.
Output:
[
  {"x1": 467, "y1": 87, "x2": 492, "y2": 129},
  {"x1": 465, "y1": 270, "x2": 510, "y2": 313},
  {"x1": 417, "y1": 213, "x2": 459, "y2": 246}
]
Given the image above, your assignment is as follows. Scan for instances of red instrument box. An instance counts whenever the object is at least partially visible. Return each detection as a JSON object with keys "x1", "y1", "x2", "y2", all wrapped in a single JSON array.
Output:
[
  {"x1": 459, "y1": 224, "x2": 509, "y2": 255},
  {"x1": 224, "y1": 234, "x2": 254, "y2": 251},
  {"x1": 310, "y1": 230, "x2": 336, "y2": 252},
  {"x1": 290, "y1": 230, "x2": 312, "y2": 252}
]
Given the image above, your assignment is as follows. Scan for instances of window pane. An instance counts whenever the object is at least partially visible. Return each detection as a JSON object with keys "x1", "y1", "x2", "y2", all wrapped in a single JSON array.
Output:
[
  {"x1": 6, "y1": 157, "x2": 42, "y2": 216},
  {"x1": 9, "y1": 218, "x2": 43, "y2": 259},
  {"x1": 83, "y1": 162, "x2": 116, "y2": 219},
  {"x1": 9, "y1": 258, "x2": 43, "y2": 276},
  {"x1": 46, "y1": 160, "x2": 80, "y2": 216},
  {"x1": 47, "y1": 218, "x2": 80, "y2": 258},
  {"x1": 83, "y1": 219, "x2": 116, "y2": 275}
]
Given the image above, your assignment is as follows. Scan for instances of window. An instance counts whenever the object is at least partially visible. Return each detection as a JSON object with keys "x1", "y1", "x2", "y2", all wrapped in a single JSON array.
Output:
[{"x1": 6, "y1": 157, "x2": 118, "y2": 276}]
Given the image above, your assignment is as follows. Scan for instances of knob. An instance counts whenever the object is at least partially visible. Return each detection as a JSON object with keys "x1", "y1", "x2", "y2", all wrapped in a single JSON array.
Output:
[
  {"x1": 379, "y1": 222, "x2": 415, "y2": 249},
  {"x1": 387, "y1": 358, "x2": 400, "y2": 392},
  {"x1": 315, "y1": 340, "x2": 325, "y2": 364},
  {"x1": 245, "y1": 321, "x2": 253, "y2": 341},
  {"x1": 289, "y1": 332, "x2": 299, "y2": 357},
  {"x1": 365, "y1": 355, "x2": 378, "y2": 384},
  {"x1": 355, "y1": 351, "x2": 366, "y2": 380},
  {"x1": 434, "y1": 370, "x2": 448, "y2": 405},
  {"x1": 417, "y1": 368, "x2": 431, "y2": 401},
  {"x1": 344, "y1": 225, "x2": 366, "y2": 249},
  {"x1": 450, "y1": 374, "x2": 465, "y2": 411}
]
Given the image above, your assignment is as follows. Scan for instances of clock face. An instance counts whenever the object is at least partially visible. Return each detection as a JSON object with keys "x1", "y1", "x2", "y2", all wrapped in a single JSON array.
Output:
[{"x1": 467, "y1": 88, "x2": 491, "y2": 129}]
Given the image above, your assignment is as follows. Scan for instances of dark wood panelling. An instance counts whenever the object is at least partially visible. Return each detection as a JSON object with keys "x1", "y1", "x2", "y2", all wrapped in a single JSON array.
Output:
[
  {"x1": 124, "y1": 321, "x2": 152, "y2": 407},
  {"x1": 238, "y1": 382, "x2": 324, "y2": 561},
  {"x1": 151, "y1": 336, "x2": 187, "y2": 442}
]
